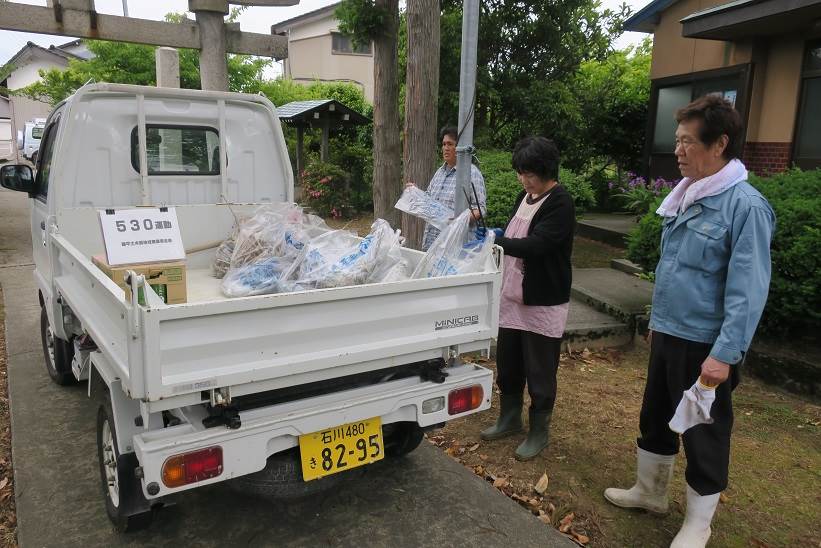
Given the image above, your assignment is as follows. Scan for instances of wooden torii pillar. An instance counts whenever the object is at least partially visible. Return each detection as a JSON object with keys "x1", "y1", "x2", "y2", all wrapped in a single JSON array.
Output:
[{"x1": 0, "y1": 0, "x2": 299, "y2": 91}]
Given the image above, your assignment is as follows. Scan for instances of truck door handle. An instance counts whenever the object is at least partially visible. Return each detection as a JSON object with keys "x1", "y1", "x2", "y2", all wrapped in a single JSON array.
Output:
[{"x1": 40, "y1": 221, "x2": 46, "y2": 230}]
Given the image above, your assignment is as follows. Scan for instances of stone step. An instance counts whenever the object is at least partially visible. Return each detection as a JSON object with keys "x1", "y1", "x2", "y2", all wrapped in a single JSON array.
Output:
[
  {"x1": 610, "y1": 258, "x2": 644, "y2": 276},
  {"x1": 571, "y1": 268, "x2": 654, "y2": 325},
  {"x1": 489, "y1": 298, "x2": 633, "y2": 358},
  {"x1": 576, "y1": 213, "x2": 636, "y2": 248}
]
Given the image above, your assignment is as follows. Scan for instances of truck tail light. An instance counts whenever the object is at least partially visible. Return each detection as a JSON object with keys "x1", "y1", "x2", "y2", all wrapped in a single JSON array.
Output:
[
  {"x1": 162, "y1": 446, "x2": 223, "y2": 488},
  {"x1": 448, "y1": 385, "x2": 484, "y2": 415}
]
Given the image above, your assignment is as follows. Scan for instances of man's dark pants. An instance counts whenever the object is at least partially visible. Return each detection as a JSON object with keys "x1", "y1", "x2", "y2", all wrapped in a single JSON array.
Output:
[
  {"x1": 638, "y1": 331, "x2": 741, "y2": 495},
  {"x1": 496, "y1": 327, "x2": 562, "y2": 413}
]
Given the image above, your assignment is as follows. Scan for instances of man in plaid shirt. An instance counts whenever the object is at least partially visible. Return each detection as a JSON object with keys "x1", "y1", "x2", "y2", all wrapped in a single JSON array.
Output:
[{"x1": 414, "y1": 126, "x2": 487, "y2": 251}]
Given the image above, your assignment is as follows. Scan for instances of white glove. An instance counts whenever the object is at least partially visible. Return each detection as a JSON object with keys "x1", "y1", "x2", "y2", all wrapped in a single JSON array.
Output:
[{"x1": 668, "y1": 380, "x2": 716, "y2": 434}]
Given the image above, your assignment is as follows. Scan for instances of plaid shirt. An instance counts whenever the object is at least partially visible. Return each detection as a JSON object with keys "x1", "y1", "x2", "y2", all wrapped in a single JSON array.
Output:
[{"x1": 422, "y1": 162, "x2": 486, "y2": 250}]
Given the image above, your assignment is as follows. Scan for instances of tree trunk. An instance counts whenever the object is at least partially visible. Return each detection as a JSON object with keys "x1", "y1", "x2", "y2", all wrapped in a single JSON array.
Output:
[
  {"x1": 372, "y1": 0, "x2": 402, "y2": 228},
  {"x1": 401, "y1": 0, "x2": 440, "y2": 250}
]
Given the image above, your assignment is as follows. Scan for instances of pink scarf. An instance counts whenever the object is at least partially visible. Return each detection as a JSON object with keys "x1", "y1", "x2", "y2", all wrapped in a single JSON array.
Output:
[{"x1": 656, "y1": 159, "x2": 748, "y2": 218}]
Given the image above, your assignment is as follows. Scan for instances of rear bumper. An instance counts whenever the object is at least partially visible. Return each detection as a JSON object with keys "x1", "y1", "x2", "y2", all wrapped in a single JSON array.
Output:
[{"x1": 132, "y1": 362, "x2": 493, "y2": 498}]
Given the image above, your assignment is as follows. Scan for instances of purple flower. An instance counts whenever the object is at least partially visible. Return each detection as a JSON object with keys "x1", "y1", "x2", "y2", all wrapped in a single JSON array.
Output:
[{"x1": 608, "y1": 181, "x2": 615, "y2": 189}]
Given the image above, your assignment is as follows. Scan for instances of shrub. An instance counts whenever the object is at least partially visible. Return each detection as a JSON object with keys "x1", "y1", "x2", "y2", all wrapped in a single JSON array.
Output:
[
  {"x1": 626, "y1": 168, "x2": 821, "y2": 339},
  {"x1": 478, "y1": 149, "x2": 596, "y2": 228},
  {"x1": 611, "y1": 172, "x2": 679, "y2": 217},
  {"x1": 300, "y1": 160, "x2": 352, "y2": 219}
]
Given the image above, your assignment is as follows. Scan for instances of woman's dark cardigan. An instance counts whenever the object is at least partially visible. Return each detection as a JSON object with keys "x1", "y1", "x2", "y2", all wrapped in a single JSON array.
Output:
[{"x1": 494, "y1": 185, "x2": 575, "y2": 306}]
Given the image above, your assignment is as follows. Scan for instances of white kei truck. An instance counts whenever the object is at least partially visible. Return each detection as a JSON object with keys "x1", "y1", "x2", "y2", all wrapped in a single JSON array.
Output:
[{"x1": 0, "y1": 83, "x2": 501, "y2": 531}]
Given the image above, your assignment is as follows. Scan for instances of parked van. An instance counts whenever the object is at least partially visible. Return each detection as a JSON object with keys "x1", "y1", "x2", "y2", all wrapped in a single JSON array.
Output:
[
  {"x1": 20, "y1": 118, "x2": 46, "y2": 163},
  {"x1": 0, "y1": 118, "x2": 14, "y2": 163}
]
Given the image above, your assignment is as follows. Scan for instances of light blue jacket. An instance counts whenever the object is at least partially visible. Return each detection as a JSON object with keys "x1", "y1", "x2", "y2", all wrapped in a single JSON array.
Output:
[{"x1": 649, "y1": 181, "x2": 775, "y2": 364}]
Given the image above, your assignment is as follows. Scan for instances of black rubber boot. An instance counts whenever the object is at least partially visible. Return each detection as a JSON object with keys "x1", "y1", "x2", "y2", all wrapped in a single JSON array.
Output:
[
  {"x1": 515, "y1": 410, "x2": 552, "y2": 460},
  {"x1": 480, "y1": 394, "x2": 524, "y2": 441}
]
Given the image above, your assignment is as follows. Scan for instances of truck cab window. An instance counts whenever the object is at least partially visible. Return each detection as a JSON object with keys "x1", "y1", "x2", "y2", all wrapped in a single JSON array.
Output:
[
  {"x1": 130, "y1": 125, "x2": 220, "y2": 175},
  {"x1": 34, "y1": 121, "x2": 59, "y2": 200}
]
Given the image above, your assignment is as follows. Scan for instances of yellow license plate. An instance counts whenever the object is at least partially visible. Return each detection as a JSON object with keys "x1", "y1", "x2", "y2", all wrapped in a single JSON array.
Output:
[{"x1": 299, "y1": 418, "x2": 384, "y2": 481}]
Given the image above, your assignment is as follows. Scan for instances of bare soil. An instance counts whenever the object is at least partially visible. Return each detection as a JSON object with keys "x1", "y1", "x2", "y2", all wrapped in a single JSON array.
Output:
[{"x1": 435, "y1": 344, "x2": 821, "y2": 547}]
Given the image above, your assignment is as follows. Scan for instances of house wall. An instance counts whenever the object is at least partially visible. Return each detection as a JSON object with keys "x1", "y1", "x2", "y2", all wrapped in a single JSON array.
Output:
[
  {"x1": 742, "y1": 37, "x2": 804, "y2": 174},
  {"x1": 6, "y1": 57, "x2": 66, "y2": 90},
  {"x1": 650, "y1": 0, "x2": 753, "y2": 79},
  {"x1": 282, "y1": 15, "x2": 374, "y2": 102}
]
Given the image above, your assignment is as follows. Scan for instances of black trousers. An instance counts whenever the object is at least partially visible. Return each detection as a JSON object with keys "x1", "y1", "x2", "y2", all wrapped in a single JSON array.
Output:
[
  {"x1": 638, "y1": 331, "x2": 741, "y2": 495},
  {"x1": 496, "y1": 327, "x2": 563, "y2": 413}
]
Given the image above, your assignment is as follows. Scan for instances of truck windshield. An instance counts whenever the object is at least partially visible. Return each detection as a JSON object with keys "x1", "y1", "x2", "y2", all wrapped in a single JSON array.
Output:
[
  {"x1": 32, "y1": 126, "x2": 44, "y2": 139},
  {"x1": 130, "y1": 125, "x2": 220, "y2": 175}
]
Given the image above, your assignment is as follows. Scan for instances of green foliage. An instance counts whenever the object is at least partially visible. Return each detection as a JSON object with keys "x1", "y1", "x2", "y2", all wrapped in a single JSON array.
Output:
[
  {"x1": 300, "y1": 160, "x2": 352, "y2": 219},
  {"x1": 336, "y1": 0, "x2": 390, "y2": 46},
  {"x1": 749, "y1": 169, "x2": 821, "y2": 337},
  {"x1": 626, "y1": 168, "x2": 821, "y2": 339},
  {"x1": 477, "y1": 149, "x2": 596, "y2": 228},
  {"x1": 626, "y1": 194, "x2": 665, "y2": 271},
  {"x1": 257, "y1": 79, "x2": 374, "y2": 213},
  {"x1": 437, "y1": 0, "x2": 631, "y2": 154}
]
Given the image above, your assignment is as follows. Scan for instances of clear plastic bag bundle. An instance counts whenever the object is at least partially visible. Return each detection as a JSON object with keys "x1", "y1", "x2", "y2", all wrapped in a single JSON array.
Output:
[
  {"x1": 288, "y1": 219, "x2": 407, "y2": 289},
  {"x1": 412, "y1": 209, "x2": 496, "y2": 278},
  {"x1": 394, "y1": 185, "x2": 454, "y2": 230},
  {"x1": 220, "y1": 256, "x2": 302, "y2": 297}
]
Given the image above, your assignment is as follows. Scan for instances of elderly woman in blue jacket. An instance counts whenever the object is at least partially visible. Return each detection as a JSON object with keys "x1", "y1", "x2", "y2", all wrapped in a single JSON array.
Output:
[{"x1": 604, "y1": 95, "x2": 774, "y2": 548}]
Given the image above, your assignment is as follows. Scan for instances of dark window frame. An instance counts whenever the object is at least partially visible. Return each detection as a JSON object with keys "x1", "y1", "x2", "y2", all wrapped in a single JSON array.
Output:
[
  {"x1": 130, "y1": 124, "x2": 221, "y2": 176},
  {"x1": 330, "y1": 32, "x2": 372, "y2": 56},
  {"x1": 792, "y1": 39, "x2": 821, "y2": 171},
  {"x1": 34, "y1": 116, "x2": 61, "y2": 203},
  {"x1": 643, "y1": 63, "x2": 753, "y2": 181}
]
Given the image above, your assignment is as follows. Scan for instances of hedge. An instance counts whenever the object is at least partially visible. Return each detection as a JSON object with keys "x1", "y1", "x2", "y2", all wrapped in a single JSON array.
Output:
[
  {"x1": 477, "y1": 149, "x2": 596, "y2": 228},
  {"x1": 626, "y1": 168, "x2": 821, "y2": 338}
]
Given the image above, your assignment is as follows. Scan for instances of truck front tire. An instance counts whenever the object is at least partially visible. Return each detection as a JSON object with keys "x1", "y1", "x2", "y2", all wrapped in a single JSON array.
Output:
[
  {"x1": 96, "y1": 395, "x2": 154, "y2": 532},
  {"x1": 40, "y1": 307, "x2": 76, "y2": 386}
]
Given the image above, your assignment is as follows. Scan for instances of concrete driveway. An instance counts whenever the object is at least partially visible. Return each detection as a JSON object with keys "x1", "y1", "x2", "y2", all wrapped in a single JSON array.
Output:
[{"x1": 0, "y1": 188, "x2": 572, "y2": 547}]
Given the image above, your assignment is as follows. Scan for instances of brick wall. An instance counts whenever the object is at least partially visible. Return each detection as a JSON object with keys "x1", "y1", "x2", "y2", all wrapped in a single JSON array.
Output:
[{"x1": 743, "y1": 142, "x2": 792, "y2": 176}]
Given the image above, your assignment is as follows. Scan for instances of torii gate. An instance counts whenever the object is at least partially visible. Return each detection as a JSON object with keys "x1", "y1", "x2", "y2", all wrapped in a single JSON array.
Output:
[{"x1": 0, "y1": 0, "x2": 298, "y2": 91}]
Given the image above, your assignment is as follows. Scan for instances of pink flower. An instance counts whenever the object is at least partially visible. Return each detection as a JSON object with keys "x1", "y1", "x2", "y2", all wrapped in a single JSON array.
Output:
[{"x1": 319, "y1": 176, "x2": 331, "y2": 185}]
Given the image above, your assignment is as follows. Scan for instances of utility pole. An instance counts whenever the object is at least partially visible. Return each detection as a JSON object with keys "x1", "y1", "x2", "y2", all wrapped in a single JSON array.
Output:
[
  {"x1": 121, "y1": 0, "x2": 128, "y2": 17},
  {"x1": 453, "y1": 0, "x2": 479, "y2": 215}
]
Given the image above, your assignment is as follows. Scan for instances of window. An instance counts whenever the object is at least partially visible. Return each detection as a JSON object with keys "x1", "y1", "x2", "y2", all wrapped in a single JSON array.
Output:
[
  {"x1": 331, "y1": 33, "x2": 372, "y2": 55},
  {"x1": 130, "y1": 125, "x2": 220, "y2": 175},
  {"x1": 31, "y1": 126, "x2": 44, "y2": 140},
  {"x1": 794, "y1": 40, "x2": 821, "y2": 170},
  {"x1": 652, "y1": 85, "x2": 692, "y2": 153},
  {"x1": 34, "y1": 120, "x2": 59, "y2": 200}
]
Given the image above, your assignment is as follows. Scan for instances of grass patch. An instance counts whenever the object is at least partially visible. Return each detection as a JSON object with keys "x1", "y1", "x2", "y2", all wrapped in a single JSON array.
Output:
[{"x1": 572, "y1": 236, "x2": 625, "y2": 269}]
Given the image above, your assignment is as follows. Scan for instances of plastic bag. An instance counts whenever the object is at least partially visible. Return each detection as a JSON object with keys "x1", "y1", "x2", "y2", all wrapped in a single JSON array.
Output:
[
  {"x1": 412, "y1": 209, "x2": 496, "y2": 278},
  {"x1": 394, "y1": 185, "x2": 453, "y2": 230},
  {"x1": 220, "y1": 256, "x2": 302, "y2": 297},
  {"x1": 286, "y1": 219, "x2": 408, "y2": 289}
]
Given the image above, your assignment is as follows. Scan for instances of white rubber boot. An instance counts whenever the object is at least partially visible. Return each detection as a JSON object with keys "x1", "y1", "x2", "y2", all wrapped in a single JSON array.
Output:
[
  {"x1": 670, "y1": 485, "x2": 720, "y2": 548},
  {"x1": 603, "y1": 447, "x2": 675, "y2": 514}
]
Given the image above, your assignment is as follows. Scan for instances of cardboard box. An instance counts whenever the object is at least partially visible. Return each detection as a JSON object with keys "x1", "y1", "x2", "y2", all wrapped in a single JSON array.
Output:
[{"x1": 92, "y1": 255, "x2": 187, "y2": 305}]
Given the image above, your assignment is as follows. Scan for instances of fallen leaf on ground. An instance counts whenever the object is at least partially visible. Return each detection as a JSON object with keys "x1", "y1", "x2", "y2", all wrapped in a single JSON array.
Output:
[
  {"x1": 571, "y1": 530, "x2": 590, "y2": 545},
  {"x1": 558, "y1": 512, "x2": 575, "y2": 533},
  {"x1": 468, "y1": 443, "x2": 480, "y2": 452},
  {"x1": 534, "y1": 472, "x2": 549, "y2": 495},
  {"x1": 479, "y1": 454, "x2": 488, "y2": 461},
  {"x1": 719, "y1": 493, "x2": 729, "y2": 504},
  {"x1": 0, "y1": 478, "x2": 7, "y2": 490},
  {"x1": 537, "y1": 510, "x2": 552, "y2": 525},
  {"x1": 445, "y1": 447, "x2": 458, "y2": 457},
  {"x1": 493, "y1": 477, "x2": 509, "y2": 489}
]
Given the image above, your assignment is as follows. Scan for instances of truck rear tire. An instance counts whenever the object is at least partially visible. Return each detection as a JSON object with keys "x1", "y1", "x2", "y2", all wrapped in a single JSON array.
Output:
[
  {"x1": 384, "y1": 422, "x2": 424, "y2": 457},
  {"x1": 227, "y1": 448, "x2": 345, "y2": 500},
  {"x1": 96, "y1": 396, "x2": 154, "y2": 532},
  {"x1": 40, "y1": 307, "x2": 76, "y2": 386}
]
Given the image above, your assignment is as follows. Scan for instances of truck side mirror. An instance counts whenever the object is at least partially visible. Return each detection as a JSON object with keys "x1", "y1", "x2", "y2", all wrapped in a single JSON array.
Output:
[{"x1": 0, "y1": 164, "x2": 36, "y2": 193}]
